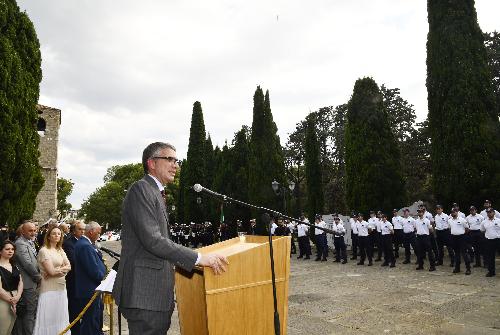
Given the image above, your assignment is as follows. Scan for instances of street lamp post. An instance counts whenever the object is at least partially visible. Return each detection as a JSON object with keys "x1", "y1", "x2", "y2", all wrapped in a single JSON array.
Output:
[{"x1": 271, "y1": 180, "x2": 295, "y2": 215}]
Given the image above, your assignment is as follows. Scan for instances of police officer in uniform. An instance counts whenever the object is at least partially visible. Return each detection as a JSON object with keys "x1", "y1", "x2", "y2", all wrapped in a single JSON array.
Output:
[
  {"x1": 314, "y1": 215, "x2": 328, "y2": 261},
  {"x1": 434, "y1": 205, "x2": 455, "y2": 267},
  {"x1": 449, "y1": 208, "x2": 471, "y2": 275},
  {"x1": 287, "y1": 220, "x2": 297, "y2": 254},
  {"x1": 391, "y1": 209, "x2": 403, "y2": 258},
  {"x1": 356, "y1": 213, "x2": 373, "y2": 266},
  {"x1": 415, "y1": 208, "x2": 436, "y2": 271},
  {"x1": 480, "y1": 208, "x2": 500, "y2": 277},
  {"x1": 480, "y1": 200, "x2": 500, "y2": 219},
  {"x1": 466, "y1": 206, "x2": 484, "y2": 268},
  {"x1": 296, "y1": 215, "x2": 311, "y2": 259},
  {"x1": 380, "y1": 214, "x2": 395, "y2": 267},
  {"x1": 402, "y1": 208, "x2": 417, "y2": 264},
  {"x1": 349, "y1": 212, "x2": 359, "y2": 260},
  {"x1": 367, "y1": 211, "x2": 380, "y2": 262},
  {"x1": 333, "y1": 216, "x2": 347, "y2": 264}
]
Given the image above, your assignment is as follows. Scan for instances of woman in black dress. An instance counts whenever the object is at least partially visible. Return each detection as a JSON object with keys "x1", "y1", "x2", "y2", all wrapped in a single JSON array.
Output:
[{"x1": 0, "y1": 240, "x2": 24, "y2": 335}]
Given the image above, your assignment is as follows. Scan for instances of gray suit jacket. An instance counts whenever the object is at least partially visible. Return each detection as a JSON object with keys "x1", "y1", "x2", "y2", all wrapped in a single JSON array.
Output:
[
  {"x1": 14, "y1": 237, "x2": 41, "y2": 290},
  {"x1": 112, "y1": 175, "x2": 198, "y2": 312}
]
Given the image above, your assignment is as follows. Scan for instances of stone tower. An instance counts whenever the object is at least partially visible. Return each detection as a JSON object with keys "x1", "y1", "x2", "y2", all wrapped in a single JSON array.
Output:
[{"x1": 33, "y1": 104, "x2": 61, "y2": 222}]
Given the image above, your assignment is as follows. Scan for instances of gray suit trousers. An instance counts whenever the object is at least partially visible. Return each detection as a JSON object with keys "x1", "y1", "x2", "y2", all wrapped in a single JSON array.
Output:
[
  {"x1": 121, "y1": 307, "x2": 173, "y2": 335},
  {"x1": 12, "y1": 288, "x2": 38, "y2": 335}
]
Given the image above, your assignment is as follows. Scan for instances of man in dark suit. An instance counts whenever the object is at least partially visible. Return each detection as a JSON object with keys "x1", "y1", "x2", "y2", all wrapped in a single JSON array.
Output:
[
  {"x1": 74, "y1": 221, "x2": 106, "y2": 335},
  {"x1": 63, "y1": 220, "x2": 86, "y2": 335},
  {"x1": 113, "y1": 142, "x2": 228, "y2": 335}
]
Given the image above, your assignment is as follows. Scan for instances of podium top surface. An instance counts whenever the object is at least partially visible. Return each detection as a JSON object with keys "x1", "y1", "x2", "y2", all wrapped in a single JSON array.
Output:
[{"x1": 195, "y1": 235, "x2": 287, "y2": 257}]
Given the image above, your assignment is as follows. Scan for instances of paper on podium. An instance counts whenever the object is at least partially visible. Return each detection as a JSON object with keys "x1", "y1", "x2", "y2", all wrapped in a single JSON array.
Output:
[{"x1": 95, "y1": 269, "x2": 117, "y2": 292}]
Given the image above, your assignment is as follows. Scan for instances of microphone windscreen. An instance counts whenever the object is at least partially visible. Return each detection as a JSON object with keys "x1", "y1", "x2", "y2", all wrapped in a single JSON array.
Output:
[{"x1": 193, "y1": 184, "x2": 203, "y2": 193}]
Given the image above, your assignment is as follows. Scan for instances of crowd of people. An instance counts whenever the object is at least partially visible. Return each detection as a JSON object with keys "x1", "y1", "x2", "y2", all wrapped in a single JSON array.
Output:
[{"x1": 0, "y1": 219, "x2": 106, "y2": 335}]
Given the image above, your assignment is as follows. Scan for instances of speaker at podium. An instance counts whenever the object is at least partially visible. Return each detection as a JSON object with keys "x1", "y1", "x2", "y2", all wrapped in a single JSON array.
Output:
[{"x1": 175, "y1": 235, "x2": 291, "y2": 335}]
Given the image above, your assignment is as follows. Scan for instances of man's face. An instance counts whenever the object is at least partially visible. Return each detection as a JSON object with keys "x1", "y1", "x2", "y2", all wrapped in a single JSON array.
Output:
[
  {"x1": 88, "y1": 227, "x2": 102, "y2": 243},
  {"x1": 403, "y1": 211, "x2": 409, "y2": 218},
  {"x1": 451, "y1": 211, "x2": 457, "y2": 218},
  {"x1": 488, "y1": 211, "x2": 495, "y2": 219},
  {"x1": 74, "y1": 223, "x2": 85, "y2": 238},
  {"x1": 470, "y1": 209, "x2": 477, "y2": 215},
  {"x1": 484, "y1": 202, "x2": 491, "y2": 209},
  {"x1": 437, "y1": 208, "x2": 442, "y2": 214},
  {"x1": 149, "y1": 148, "x2": 178, "y2": 185},
  {"x1": 22, "y1": 223, "x2": 37, "y2": 240}
]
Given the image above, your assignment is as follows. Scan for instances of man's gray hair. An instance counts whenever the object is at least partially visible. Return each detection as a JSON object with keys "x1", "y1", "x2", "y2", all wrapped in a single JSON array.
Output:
[
  {"x1": 85, "y1": 221, "x2": 101, "y2": 233},
  {"x1": 142, "y1": 142, "x2": 176, "y2": 174}
]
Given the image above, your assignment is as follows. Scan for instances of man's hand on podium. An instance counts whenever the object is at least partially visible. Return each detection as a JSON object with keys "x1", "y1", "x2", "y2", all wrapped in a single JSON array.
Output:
[{"x1": 198, "y1": 253, "x2": 229, "y2": 275}]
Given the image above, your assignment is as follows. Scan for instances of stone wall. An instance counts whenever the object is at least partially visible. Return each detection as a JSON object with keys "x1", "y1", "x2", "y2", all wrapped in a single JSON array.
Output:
[{"x1": 33, "y1": 104, "x2": 61, "y2": 222}]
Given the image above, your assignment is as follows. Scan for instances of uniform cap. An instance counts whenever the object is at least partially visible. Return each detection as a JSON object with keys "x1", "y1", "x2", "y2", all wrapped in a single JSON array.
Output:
[
  {"x1": 392, "y1": 209, "x2": 398, "y2": 212},
  {"x1": 486, "y1": 207, "x2": 494, "y2": 213},
  {"x1": 315, "y1": 214, "x2": 322, "y2": 220},
  {"x1": 484, "y1": 200, "x2": 491, "y2": 204},
  {"x1": 436, "y1": 205, "x2": 443, "y2": 209},
  {"x1": 470, "y1": 206, "x2": 476, "y2": 210},
  {"x1": 450, "y1": 208, "x2": 458, "y2": 213}
]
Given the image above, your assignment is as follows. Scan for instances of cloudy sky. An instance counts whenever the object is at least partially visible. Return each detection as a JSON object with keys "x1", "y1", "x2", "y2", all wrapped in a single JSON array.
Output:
[{"x1": 17, "y1": 0, "x2": 500, "y2": 209}]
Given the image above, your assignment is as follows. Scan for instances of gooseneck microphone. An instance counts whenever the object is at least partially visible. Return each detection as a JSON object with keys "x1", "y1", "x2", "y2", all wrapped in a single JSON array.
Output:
[{"x1": 193, "y1": 184, "x2": 225, "y2": 199}]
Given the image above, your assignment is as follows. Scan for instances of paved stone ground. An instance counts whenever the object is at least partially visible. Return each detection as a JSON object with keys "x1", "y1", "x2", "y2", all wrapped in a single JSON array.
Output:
[{"x1": 100, "y1": 241, "x2": 500, "y2": 335}]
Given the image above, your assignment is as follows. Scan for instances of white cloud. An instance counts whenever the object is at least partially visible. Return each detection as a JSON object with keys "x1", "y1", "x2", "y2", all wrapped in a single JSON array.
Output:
[{"x1": 17, "y1": 0, "x2": 500, "y2": 208}]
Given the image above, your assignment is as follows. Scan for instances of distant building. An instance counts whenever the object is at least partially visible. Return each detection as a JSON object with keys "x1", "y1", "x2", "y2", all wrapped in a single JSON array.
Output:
[{"x1": 33, "y1": 104, "x2": 61, "y2": 222}]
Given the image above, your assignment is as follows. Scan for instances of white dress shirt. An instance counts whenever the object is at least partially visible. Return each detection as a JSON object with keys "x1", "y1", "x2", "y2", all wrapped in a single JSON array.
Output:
[
  {"x1": 367, "y1": 218, "x2": 378, "y2": 231},
  {"x1": 392, "y1": 216, "x2": 403, "y2": 230},
  {"x1": 350, "y1": 218, "x2": 358, "y2": 234},
  {"x1": 315, "y1": 221, "x2": 327, "y2": 235},
  {"x1": 449, "y1": 217, "x2": 469, "y2": 235},
  {"x1": 480, "y1": 218, "x2": 500, "y2": 239},
  {"x1": 414, "y1": 218, "x2": 432, "y2": 235},
  {"x1": 297, "y1": 223, "x2": 309, "y2": 237},
  {"x1": 434, "y1": 213, "x2": 450, "y2": 230},
  {"x1": 357, "y1": 220, "x2": 369, "y2": 237},
  {"x1": 466, "y1": 214, "x2": 484, "y2": 231},
  {"x1": 335, "y1": 223, "x2": 346, "y2": 236},
  {"x1": 380, "y1": 220, "x2": 393, "y2": 235},
  {"x1": 480, "y1": 209, "x2": 500, "y2": 219},
  {"x1": 402, "y1": 217, "x2": 416, "y2": 233},
  {"x1": 423, "y1": 211, "x2": 434, "y2": 224}
]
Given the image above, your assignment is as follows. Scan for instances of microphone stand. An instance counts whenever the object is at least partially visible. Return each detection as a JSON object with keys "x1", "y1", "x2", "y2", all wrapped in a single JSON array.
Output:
[{"x1": 192, "y1": 185, "x2": 336, "y2": 335}]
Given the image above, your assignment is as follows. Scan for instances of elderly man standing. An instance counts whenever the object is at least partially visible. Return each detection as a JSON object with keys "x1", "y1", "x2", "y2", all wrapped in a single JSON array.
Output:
[
  {"x1": 13, "y1": 221, "x2": 42, "y2": 335},
  {"x1": 63, "y1": 220, "x2": 86, "y2": 335},
  {"x1": 113, "y1": 142, "x2": 228, "y2": 335},
  {"x1": 75, "y1": 221, "x2": 106, "y2": 335}
]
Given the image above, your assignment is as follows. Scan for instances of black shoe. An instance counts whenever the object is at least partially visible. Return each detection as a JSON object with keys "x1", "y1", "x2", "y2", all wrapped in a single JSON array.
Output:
[
  {"x1": 297, "y1": 256, "x2": 303, "y2": 259},
  {"x1": 395, "y1": 254, "x2": 399, "y2": 259},
  {"x1": 341, "y1": 260, "x2": 347, "y2": 264},
  {"x1": 449, "y1": 263, "x2": 454, "y2": 267},
  {"x1": 429, "y1": 267, "x2": 436, "y2": 272},
  {"x1": 465, "y1": 269, "x2": 471, "y2": 275},
  {"x1": 305, "y1": 256, "x2": 310, "y2": 259},
  {"x1": 315, "y1": 258, "x2": 321, "y2": 261},
  {"x1": 350, "y1": 257, "x2": 357, "y2": 260},
  {"x1": 436, "y1": 261, "x2": 443, "y2": 266},
  {"x1": 333, "y1": 259, "x2": 340, "y2": 263},
  {"x1": 367, "y1": 262, "x2": 373, "y2": 266},
  {"x1": 453, "y1": 268, "x2": 460, "y2": 273},
  {"x1": 402, "y1": 260, "x2": 410, "y2": 264},
  {"x1": 416, "y1": 266, "x2": 423, "y2": 270},
  {"x1": 357, "y1": 262, "x2": 364, "y2": 265},
  {"x1": 485, "y1": 272, "x2": 495, "y2": 277},
  {"x1": 375, "y1": 258, "x2": 381, "y2": 262},
  {"x1": 390, "y1": 263, "x2": 396, "y2": 268},
  {"x1": 473, "y1": 263, "x2": 481, "y2": 268},
  {"x1": 321, "y1": 258, "x2": 327, "y2": 262},
  {"x1": 381, "y1": 263, "x2": 388, "y2": 267}
]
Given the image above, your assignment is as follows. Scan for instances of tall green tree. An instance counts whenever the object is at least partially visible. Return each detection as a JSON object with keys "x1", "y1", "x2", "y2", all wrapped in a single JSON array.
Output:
[
  {"x1": 0, "y1": 0, "x2": 44, "y2": 227},
  {"x1": 345, "y1": 77, "x2": 405, "y2": 214},
  {"x1": 177, "y1": 159, "x2": 188, "y2": 224},
  {"x1": 57, "y1": 178, "x2": 74, "y2": 218},
  {"x1": 104, "y1": 163, "x2": 143, "y2": 190},
  {"x1": 304, "y1": 114, "x2": 324, "y2": 223},
  {"x1": 248, "y1": 87, "x2": 286, "y2": 233},
  {"x1": 80, "y1": 181, "x2": 124, "y2": 230},
  {"x1": 427, "y1": 0, "x2": 500, "y2": 207},
  {"x1": 203, "y1": 135, "x2": 216, "y2": 222},
  {"x1": 184, "y1": 101, "x2": 207, "y2": 223},
  {"x1": 484, "y1": 31, "x2": 500, "y2": 118}
]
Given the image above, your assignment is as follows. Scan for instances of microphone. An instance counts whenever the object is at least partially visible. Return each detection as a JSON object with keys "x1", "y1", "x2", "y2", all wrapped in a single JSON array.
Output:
[
  {"x1": 192, "y1": 184, "x2": 225, "y2": 199},
  {"x1": 99, "y1": 246, "x2": 121, "y2": 258}
]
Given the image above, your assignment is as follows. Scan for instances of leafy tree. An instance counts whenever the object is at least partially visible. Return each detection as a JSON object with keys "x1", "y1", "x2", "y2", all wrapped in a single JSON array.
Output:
[
  {"x1": 484, "y1": 31, "x2": 500, "y2": 117},
  {"x1": 184, "y1": 101, "x2": 206, "y2": 223},
  {"x1": 0, "y1": 0, "x2": 44, "y2": 227},
  {"x1": 80, "y1": 181, "x2": 125, "y2": 230},
  {"x1": 248, "y1": 87, "x2": 286, "y2": 233},
  {"x1": 427, "y1": 1, "x2": 500, "y2": 207},
  {"x1": 177, "y1": 159, "x2": 188, "y2": 224},
  {"x1": 345, "y1": 77, "x2": 405, "y2": 214},
  {"x1": 57, "y1": 178, "x2": 74, "y2": 218},
  {"x1": 304, "y1": 114, "x2": 324, "y2": 223},
  {"x1": 104, "y1": 163, "x2": 143, "y2": 190}
]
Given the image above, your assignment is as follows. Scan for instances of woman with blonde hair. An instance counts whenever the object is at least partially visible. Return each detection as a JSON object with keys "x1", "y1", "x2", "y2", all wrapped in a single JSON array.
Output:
[
  {"x1": 0, "y1": 240, "x2": 23, "y2": 335},
  {"x1": 33, "y1": 225, "x2": 71, "y2": 335}
]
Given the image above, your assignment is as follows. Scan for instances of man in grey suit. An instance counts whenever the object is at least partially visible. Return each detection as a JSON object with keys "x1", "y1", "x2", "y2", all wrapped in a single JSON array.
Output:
[
  {"x1": 13, "y1": 221, "x2": 42, "y2": 335},
  {"x1": 113, "y1": 142, "x2": 228, "y2": 335}
]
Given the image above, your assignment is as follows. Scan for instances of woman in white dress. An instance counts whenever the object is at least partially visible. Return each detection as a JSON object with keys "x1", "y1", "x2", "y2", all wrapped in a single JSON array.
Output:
[{"x1": 33, "y1": 225, "x2": 71, "y2": 335}]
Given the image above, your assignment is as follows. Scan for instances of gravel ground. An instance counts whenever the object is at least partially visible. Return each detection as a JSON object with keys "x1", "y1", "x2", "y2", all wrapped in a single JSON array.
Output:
[{"x1": 99, "y1": 241, "x2": 500, "y2": 335}]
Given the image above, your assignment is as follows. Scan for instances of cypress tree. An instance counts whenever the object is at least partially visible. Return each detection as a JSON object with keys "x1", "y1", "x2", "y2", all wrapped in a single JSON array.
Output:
[
  {"x1": 345, "y1": 77, "x2": 405, "y2": 214},
  {"x1": 184, "y1": 101, "x2": 206, "y2": 223},
  {"x1": 0, "y1": 0, "x2": 44, "y2": 227},
  {"x1": 304, "y1": 114, "x2": 324, "y2": 223},
  {"x1": 204, "y1": 135, "x2": 217, "y2": 223},
  {"x1": 248, "y1": 87, "x2": 286, "y2": 233},
  {"x1": 427, "y1": 0, "x2": 500, "y2": 206}
]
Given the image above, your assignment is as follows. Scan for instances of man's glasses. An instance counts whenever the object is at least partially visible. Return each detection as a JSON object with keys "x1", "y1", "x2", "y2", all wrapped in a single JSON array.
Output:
[{"x1": 152, "y1": 156, "x2": 181, "y2": 165}]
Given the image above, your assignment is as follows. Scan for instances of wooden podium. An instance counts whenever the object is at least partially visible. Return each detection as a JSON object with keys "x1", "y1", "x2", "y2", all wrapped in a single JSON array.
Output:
[{"x1": 175, "y1": 235, "x2": 291, "y2": 335}]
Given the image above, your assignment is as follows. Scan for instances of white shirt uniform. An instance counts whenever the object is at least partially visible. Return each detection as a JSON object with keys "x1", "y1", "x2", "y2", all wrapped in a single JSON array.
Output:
[
  {"x1": 414, "y1": 217, "x2": 432, "y2": 235},
  {"x1": 350, "y1": 218, "x2": 359, "y2": 234},
  {"x1": 480, "y1": 218, "x2": 500, "y2": 239},
  {"x1": 402, "y1": 217, "x2": 416, "y2": 233},
  {"x1": 480, "y1": 209, "x2": 500, "y2": 219},
  {"x1": 315, "y1": 220, "x2": 327, "y2": 235},
  {"x1": 297, "y1": 223, "x2": 309, "y2": 237},
  {"x1": 392, "y1": 216, "x2": 403, "y2": 230},
  {"x1": 423, "y1": 211, "x2": 435, "y2": 224},
  {"x1": 335, "y1": 223, "x2": 346, "y2": 236},
  {"x1": 449, "y1": 216, "x2": 469, "y2": 235},
  {"x1": 466, "y1": 214, "x2": 484, "y2": 231},
  {"x1": 434, "y1": 213, "x2": 450, "y2": 230},
  {"x1": 454, "y1": 211, "x2": 466, "y2": 218},
  {"x1": 271, "y1": 223, "x2": 278, "y2": 235},
  {"x1": 357, "y1": 220, "x2": 369, "y2": 237},
  {"x1": 287, "y1": 222, "x2": 296, "y2": 234},
  {"x1": 380, "y1": 220, "x2": 393, "y2": 235},
  {"x1": 367, "y1": 217, "x2": 378, "y2": 232}
]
